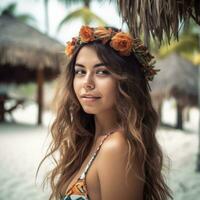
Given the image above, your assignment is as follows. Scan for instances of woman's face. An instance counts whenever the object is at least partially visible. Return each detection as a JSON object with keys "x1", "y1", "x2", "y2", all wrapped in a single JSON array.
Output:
[{"x1": 73, "y1": 46, "x2": 118, "y2": 115}]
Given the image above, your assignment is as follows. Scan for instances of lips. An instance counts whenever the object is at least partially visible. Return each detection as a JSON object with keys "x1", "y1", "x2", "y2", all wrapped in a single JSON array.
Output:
[
  {"x1": 81, "y1": 94, "x2": 101, "y2": 99},
  {"x1": 83, "y1": 97, "x2": 100, "y2": 99},
  {"x1": 82, "y1": 96, "x2": 100, "y2": 99},
  {"x1": 81, "y1": 96, "x2": 101, "y2": 101},
  {"x1": 80, "y1": 94, "x2": 101, "y2": 103}
]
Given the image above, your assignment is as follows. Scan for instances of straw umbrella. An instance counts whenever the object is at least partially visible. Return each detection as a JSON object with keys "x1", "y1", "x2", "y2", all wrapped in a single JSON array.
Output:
[
  {"x1": 117, "y1": 0, "x2": 200, "y2": 44},
  {"x1": 0, "y1": 14, "x2": 66, "y2": 125},
  {"x1": 150, "y1": 53, "x2": 198, "y2": 129}
]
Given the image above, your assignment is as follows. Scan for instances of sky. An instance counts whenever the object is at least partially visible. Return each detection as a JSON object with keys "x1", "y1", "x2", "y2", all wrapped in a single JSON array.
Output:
[{"x1": 1, "y1": 0, "x2": 127, "y2": 44}]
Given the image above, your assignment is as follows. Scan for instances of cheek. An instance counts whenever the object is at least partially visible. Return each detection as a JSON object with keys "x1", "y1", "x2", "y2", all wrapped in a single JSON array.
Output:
[
  {"x1": 73, "y1": 79, "x2": 80, "y2": 97},
  {"x1": 101, "y1": 80, "x2": 117, "y2": 103}
]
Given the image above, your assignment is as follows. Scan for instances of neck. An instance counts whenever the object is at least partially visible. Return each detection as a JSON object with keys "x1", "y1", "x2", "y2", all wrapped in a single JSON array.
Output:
[{"x1": 94, "y1": 108, "x2": 120, "y2": 138}]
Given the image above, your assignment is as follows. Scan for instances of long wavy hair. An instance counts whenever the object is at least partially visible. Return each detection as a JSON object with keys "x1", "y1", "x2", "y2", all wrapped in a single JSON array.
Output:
[{"x1": 36, "y1": 39, "x2": 173, "y2": 200}]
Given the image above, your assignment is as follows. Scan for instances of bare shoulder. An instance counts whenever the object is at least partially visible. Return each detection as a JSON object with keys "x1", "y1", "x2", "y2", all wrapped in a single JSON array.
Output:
[
  {"x1": 98, "y1": 130, "x2": 128, "y2": 159},
  {"x1": 96, "y1": 130, "x2": 144, "y2": 200},
  {"x1": 96, "y1": 129, "x2": 130, "y2": 169}
]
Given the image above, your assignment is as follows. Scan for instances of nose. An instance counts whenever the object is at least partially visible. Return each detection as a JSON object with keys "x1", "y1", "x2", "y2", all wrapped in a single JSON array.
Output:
[{"x1": 83, "y1": 74, "x2": 95, "y2": 90}]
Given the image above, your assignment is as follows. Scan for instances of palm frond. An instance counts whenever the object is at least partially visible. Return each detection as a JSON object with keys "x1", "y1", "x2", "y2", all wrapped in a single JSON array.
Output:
[
  {"x1": 0, "y1": 3, "x2": 37, "y2": 25},
  {"x1": 1, "y1": 2, "x2": 17, "y2": 16},
  {"x1": 17, "y1": 14, "x2": 37, "y2": 24},
  {"x1": 159, "y1": 35, "x2": 199, "y2": 58},
  {"x1": 57, "y1": 7, "x2": 106, "y2": 32},
  {"x1": 58, "y1": 0, "x2": 90, "y2": 7},
  {"x1": 179, "y1": 52, "x2": 200, "y2": 65}
]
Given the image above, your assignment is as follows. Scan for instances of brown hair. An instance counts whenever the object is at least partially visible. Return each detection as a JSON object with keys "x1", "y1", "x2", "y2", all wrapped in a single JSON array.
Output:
[{"x1": 36, "y1": 40, "x2": 173, "y2": 200}]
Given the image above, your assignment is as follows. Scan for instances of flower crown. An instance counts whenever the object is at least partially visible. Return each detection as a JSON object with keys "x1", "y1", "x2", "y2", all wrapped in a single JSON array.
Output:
[{"x1": 65, "y1": 25, "x2": 160, "y2": 83}]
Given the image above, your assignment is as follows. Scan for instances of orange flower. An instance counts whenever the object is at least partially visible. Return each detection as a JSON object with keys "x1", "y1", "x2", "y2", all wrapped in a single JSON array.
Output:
[
  {"x1": 94, "y1": 27, "x2": 112, "y2": 44},
  {"x1": 110, "y1": 32, "x2": 133, "y2": 56},
  {"x1": 79, "y1": 25, "x2": 94, "y2": 42},
  {"x1": 65, "y1": 41, "x2": 75, "y2": 57}
]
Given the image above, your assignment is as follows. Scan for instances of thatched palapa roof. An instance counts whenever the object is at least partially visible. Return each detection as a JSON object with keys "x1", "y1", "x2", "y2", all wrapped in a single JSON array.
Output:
[
  {"x1": 150, "y1": 53, "x2": 198, "y2": 107},
  {"x1": 118, "y1": 0, "x2": 200, "y2": 44},
  {"x1": 0, "y1": 14, "x2": 66, "y2": 83}
]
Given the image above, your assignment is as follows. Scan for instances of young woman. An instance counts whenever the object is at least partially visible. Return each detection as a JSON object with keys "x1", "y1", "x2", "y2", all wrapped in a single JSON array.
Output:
[{"x1": 37, "y1": 26, "x2": 173, "y2": 200}]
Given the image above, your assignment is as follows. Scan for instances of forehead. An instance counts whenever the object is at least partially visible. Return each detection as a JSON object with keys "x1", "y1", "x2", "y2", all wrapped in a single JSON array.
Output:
[{"x1": 75, "y1": 46, "x2": 102, "y2": 64}]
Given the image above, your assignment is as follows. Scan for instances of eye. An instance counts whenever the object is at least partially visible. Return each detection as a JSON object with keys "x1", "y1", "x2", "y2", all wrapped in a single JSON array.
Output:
[
  {"x1": 96, "y1": 70, "x2": 111, "y2": 75},
  {"x1": 74, "y1": 69, "x2": 85, "y2": 76}
]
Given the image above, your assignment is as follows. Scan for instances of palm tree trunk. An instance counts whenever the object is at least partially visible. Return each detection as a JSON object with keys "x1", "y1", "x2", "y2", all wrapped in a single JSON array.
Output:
[
  {"x1": 196, "y1": 35, "x2": 200, "y2": 171},
  {"x1": 44, "y1": 0, "x2": 49, "y2": 34}
]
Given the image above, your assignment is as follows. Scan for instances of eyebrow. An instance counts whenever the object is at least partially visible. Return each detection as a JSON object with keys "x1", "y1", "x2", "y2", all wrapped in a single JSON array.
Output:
[{"x1": 75, "y1": 63, "x2": 108, "y2": 68}]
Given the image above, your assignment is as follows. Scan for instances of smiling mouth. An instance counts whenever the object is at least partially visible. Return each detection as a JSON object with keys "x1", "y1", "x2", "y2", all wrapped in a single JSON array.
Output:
[
  {"x1": 82, "y1": 96, "x2": 101, "y2": 99},
  {"x1": 81, "y1": 96, "x2": 101, "y2": 103}
]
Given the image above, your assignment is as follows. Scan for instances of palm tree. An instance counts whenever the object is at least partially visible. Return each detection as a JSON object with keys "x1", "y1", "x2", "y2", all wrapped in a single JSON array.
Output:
[
  {"x1": 57, "y1": 0, "x2": 107, "y2": 32},
  {"x1": 0, "y1": 2, "x2": 36, "y2": 25}
]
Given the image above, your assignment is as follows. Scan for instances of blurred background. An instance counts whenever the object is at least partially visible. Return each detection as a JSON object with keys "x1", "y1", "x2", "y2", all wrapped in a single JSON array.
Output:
[{"x1": 0, "y1": 0, "x2": 200, "y2": 200}]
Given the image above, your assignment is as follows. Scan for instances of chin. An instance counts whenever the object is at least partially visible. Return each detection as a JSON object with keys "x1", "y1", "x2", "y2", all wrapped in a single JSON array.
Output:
[
  {"x1": 83, "y1": 109, "x2": 98, "y2": 114},
  {"x1": 82, "y1": 106, "x2": 99, "y2": 114}
]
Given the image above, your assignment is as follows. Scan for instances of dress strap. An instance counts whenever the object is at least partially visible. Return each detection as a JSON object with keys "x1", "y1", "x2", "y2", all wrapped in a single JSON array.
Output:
[{"x1": 79, "y1": 131, "x2": 114, "y2": 179}]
